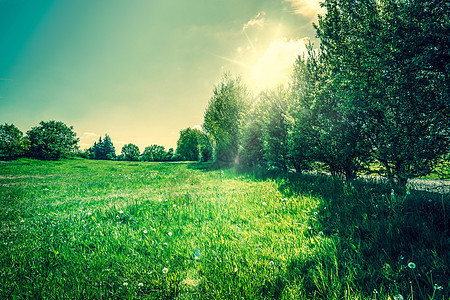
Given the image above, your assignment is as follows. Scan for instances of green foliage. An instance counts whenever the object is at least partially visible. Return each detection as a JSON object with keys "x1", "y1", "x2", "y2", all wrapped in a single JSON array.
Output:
[
  {"x1": 88, "y1": 134, "x2": 116, "y2": 160},
  {"x1": 238, "y1": 98, "x2": 266, "y2": 169},
  {"x1": 26, "y1": 120, "x2": 79, "y2": 160},
  {"x1": 203, "y1": 73, "x2": 250, "y2": 164},
  {"x1": 260, "y1": 87, "x2": 293, "y2": 171},
  {"x1": 119, "y1": 143, "x2": 140, "y2": 161},
  {"x1": 141, "y1": 144, "x2": 167, "y2": 162},
  {"x1": 315, "y1": 0, "x2": 450, "y2": 185},
  {"x1": 0, "y1": 123, "x2": 29, "y2": 160},
  {"x1": 176, "y1": 127, "x2": 203, "y2": 161}
]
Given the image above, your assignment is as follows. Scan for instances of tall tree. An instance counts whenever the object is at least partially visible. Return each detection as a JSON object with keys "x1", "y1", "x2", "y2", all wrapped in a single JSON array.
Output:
[
  {"x1": 0, "y1": 123, "x2": 29, "y2": 160},
  {"x1": 239, "y1": 97, "x2": 266, "y2": 169},
  {"x1": 315, "y1": 0, "x2": 450, "y2": 185},
  {"x1": 27, "y1": 120, "x2": 79, "y2": 160},
  {"x1": 260, "y1": 87, "x2": 292, "y2": 171},
  {"x1": 203, "y1": 73, "x2": 250, "y2": 164}
]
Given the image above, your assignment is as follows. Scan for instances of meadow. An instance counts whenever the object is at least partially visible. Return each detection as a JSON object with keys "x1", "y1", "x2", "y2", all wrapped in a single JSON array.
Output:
[{"x1": 0, "y1": 159, "x2": 448, "y2": 299}]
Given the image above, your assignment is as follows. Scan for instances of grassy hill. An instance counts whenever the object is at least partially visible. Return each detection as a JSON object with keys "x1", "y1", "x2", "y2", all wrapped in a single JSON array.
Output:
[{"x1": 0, "y1": 159, "x2": 448, "y2": 299}]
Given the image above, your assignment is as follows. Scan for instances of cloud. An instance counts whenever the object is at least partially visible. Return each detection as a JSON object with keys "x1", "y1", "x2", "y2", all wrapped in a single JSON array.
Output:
[
  {"x1": 284, "y1": 0, "x2": 325, "y2": 20},
  {"x1": 78, "y1": 132, "x2": 100, "y2": 150},
  {"x1": 83, "y1": 132, "x2": 99, "y2": 137},
  {"x1": 247, "y1": 38, "x2": 308, "y2": 91},
  {"x1": 243, "y1": 11, "x2": 266, "y2": 31}
]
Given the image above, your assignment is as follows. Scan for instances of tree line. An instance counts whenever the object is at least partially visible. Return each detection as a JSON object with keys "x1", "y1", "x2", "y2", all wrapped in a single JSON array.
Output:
[
  {"x1": 1, "y1": 0, "x2": 448, "y2": 186},
  {"x1": 201, "y1": 0, "x2": 449, "y2": 186},
  {"x1": 0, "y1": 121, "x2": 208, "y2": 162}
]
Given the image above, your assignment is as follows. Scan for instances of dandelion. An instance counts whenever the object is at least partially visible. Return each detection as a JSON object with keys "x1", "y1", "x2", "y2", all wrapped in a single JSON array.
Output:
[
  {"x1": 119, "y1": 210, "x2": 124, "y2": 214},
  {"x1": 158, "y1": 198, "x2": 162, "y2": 202},
  {"x1": 138, "y1": 282, "x2": 144, "y2": 287},
  {"x1": 434, "y1": 284, "x2": 443, "y2": 290},
  {"x1": 168, "y1": 232, "x2": 173, "y2": 237},
  {"x1": 234, "y1": 267, "x2": 238, "y2": 272},
  {"x1": 319, "y1": 231, "x2": 324, "y2": 235},
  {"x1": 173, "y1": 204, "x2": 176, "y2": 208},
  {"x1": 123, "y1": 282, "x2": 128, "y2": 286},
  {"x1": 162, "y1": 267, "x2": 169, "y2": 274},
  {"x1": 393, "y1": 294, "x2": 404, "y2": 300},
  {"x1": 269, "y1": 261, "x2": 274, "y2": 266},
  {"x1": 143, "y1": 230, "x2": 148, "y2": 234},
  {"x1": 163, "y1": 242, "x2": 168, "y2": 246},
  {"x1": 193, "y1": 249, "x2": 201, "y2": 261},
  {"x1": 87, "y1": 212, "x2": 92, "y2": 216},
  {"x1": 20, "y1": 219, "x2": 24, "y2": 223},
  {"x1": 408, "y1": 262, "x2": 416, "y2": 269},
  {"x1": 262, "y1": 202, "x2": 266, "y2": 206}
]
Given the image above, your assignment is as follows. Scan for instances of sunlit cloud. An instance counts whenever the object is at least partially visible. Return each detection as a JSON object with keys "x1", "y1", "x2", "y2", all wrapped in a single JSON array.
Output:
[
  {"x1": 247, "y1": 38, "x2": 308, "y2": 91},
  {"x1": 242, "y1": 11, "x2": 266, "y2": 31},
  {"x1": 284, "y1": 0, "x2": 325, "y2": 20}
]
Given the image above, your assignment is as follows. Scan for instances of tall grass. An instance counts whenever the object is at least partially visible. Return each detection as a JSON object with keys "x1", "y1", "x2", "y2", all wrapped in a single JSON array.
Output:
[{"x1": 0, "y1": 159, "x2": 448, "y2": 299}]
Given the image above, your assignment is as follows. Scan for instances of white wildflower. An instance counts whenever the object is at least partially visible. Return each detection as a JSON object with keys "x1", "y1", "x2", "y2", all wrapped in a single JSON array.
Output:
[{"x1": 162, "y1": 267, "x2": 169, "y2": 274}]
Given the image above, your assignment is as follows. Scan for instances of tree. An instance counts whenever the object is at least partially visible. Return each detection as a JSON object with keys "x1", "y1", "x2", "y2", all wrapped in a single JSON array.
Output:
[
  {"x1": 315, "y1": 0, "x2": 450, "y2": 185},
  {"x1": 27, "y1": 120, "x2": 79, "y2": 160},
  {"x1": 260, "y1": 87, "x2": 293, "y2": 171},
  {"x1": 141, "y1": 145, "x2": 166, "y2": 162},
  {"x1": 238, "y1": 97, "x2": 266, "y2": 169},
  {"x1": 165, "y1": 148, "x2": 174, "y2": 161},
  {"x1": 90, "y1": 134, "x2": 116, "y2": 160},
  {"x1": 120, "y1": 144, "x2": 140, "y2": 161},
  {"x1": 203, "y1": 73, "x2": 250, "y2": 164},
  {"x1": 0, "y1": 123, "x2": 29, "y2": 160},
  {"x1": 176, "y1": 127, "x2": 203, "y2": 161}
]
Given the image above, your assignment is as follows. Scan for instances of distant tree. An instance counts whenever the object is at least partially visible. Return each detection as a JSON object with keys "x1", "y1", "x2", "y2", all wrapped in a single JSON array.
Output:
[
  {"x1": 198, "y1": 133, "x2": 213, "y2": 162},
  {"x1": 120, "y1": 144, "x2": 140, "y2": 161},
  {"x1": 0, "y1": 123, "x2": 29, "y2": 160},
  {"x1": 141, "y1": 145, "x2": 166, "y2": 162},
  {"x1": 165, "y1": 148, "x2": 174, "y2": 161},
  {"x1": 90, "y1": 134, "x2": 116, "y2": 160},
  {"x1": 27, "y1": 120, "x2": 79, "y2": 160},
  {"x1": 176, "y1": 127, "x2": 203, "y2": 161},
  {"x1": 203, "y1": 73, "x2": 250, "y2": 164}
]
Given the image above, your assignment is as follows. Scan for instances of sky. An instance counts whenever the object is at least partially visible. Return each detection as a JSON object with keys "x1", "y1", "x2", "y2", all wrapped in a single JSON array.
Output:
[{"x1": 0, "y1": 0, "x2": 323, "y2": 152}]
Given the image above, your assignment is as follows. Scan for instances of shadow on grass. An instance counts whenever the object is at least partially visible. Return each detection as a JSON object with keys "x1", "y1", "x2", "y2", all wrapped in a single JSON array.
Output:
[{"x1": 252, "y1": 171, "x2": 449, "y2": 299}]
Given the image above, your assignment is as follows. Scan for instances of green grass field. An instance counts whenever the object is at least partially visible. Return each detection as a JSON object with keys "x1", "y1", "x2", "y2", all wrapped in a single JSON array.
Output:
[{"x1": 0, "y1": 159, "x2": 448, "y2": 299}]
